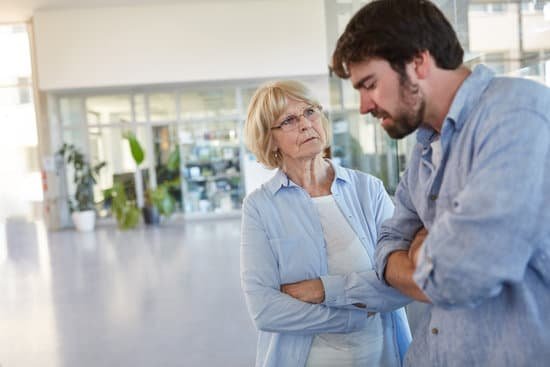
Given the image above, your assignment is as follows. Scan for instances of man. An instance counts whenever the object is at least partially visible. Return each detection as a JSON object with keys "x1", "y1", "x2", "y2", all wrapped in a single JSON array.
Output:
[{"x1": 283, "y1": 0, "x2": 550, "y2": 366}]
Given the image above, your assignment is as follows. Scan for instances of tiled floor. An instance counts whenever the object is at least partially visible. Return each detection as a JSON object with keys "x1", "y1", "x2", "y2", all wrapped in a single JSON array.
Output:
[{"x1": 0, "y1": 217, "x2": 257, "y2": 367}]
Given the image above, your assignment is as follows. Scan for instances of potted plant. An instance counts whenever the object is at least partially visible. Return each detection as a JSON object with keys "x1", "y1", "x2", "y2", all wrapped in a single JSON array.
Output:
[
  {"x1": 122, "y1": 131, "x2": 146, "y2": 207},
  {"x1": 56, "y1": 143, "x2": 106, "y2": 231},
  {"x1": 145, "y1": 150, "x2": 179, "y2": 222},
  {"x1": 123, "y1": 131, "x2": 177, "y2": 225},
  {"x1": 145, "y1": 181, "x2": 177, "y2": 223},
  {"x1": 104, "y1": 183, "x2": 141, "y2": 230}
]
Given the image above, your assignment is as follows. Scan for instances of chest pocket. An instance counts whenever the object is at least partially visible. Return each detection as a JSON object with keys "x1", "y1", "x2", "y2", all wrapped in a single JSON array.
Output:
[
  {"x1": 434, "y1": 173, "x2": 466, "y2": 222},
  {"x1": 269, "y1": 236, "x2": 323, "y2": 284},
  {"x1": 531, "y1": 248, "x2": 550, "y2": 285},
  {"x1": 435, "y1": 190, "x2": 460, "y2": 221}
]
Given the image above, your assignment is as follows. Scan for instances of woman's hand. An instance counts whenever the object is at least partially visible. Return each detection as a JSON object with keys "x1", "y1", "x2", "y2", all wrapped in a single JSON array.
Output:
[{"x1": 281, "y1": 279, "x2": 325, "y2": 304}]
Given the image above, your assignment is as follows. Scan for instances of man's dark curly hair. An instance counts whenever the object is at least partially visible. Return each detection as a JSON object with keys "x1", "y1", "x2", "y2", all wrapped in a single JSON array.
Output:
[{"x1": 332, "y1": 0, "x2": 464, "y2": 79}]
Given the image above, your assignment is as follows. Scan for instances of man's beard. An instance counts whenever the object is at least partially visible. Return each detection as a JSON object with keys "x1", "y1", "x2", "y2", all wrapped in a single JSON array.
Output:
[{"x1": 376, "y1": 75, "x2": 425, "y2": 139}]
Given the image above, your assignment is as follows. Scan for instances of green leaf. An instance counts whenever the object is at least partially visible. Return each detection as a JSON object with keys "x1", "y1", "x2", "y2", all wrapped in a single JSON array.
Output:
[
  {"x1": 166, "y1": 148, "x2": 180, "y2": 171},
  {"x1": 149, "y1": 184, "x2": 175, "y2": 217},
  {"x1": 110, "y1": 182, "x2": 140, "y2": 230},
  {"x1": 123, "y1": 131, "x2": 145, "y2": 165}
]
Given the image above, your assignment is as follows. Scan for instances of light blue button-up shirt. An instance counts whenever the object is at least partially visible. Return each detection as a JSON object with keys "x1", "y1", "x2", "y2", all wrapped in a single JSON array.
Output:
[
  {"x1": 241, "y1": 162, "x2": 411, "y2": 367},
  {"x1": 376, "y1": 65, "x2": 550, "y2": 366}
]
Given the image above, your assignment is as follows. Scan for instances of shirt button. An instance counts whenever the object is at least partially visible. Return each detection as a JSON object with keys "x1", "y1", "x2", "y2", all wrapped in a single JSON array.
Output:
[
  {"x1": 431, "y1": 327, "x2": 439, "y2": 335},
  {"x1": 429, "y1": 194, "x2": 438, "y2": 201}
]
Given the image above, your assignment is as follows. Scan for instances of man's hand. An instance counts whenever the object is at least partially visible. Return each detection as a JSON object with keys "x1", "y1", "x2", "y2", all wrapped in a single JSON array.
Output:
[
  {"x1": 383, "y1": 226, "x2": 431, "y2": 303},
  {"x1": 281, "y1": 278, "x2": 325, "y2": 304},
  {"x1": 408, "y1": 227, "x2": 428, "y2": 266},
  {"x1": 385, "y1": 250, "x2": 430, "y2": 303}
]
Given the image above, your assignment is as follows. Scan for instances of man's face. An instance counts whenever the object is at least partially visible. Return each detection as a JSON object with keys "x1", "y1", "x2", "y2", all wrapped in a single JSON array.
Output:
[{"x1": 348, "y1": 58, "x2": 425, "y2": 139}]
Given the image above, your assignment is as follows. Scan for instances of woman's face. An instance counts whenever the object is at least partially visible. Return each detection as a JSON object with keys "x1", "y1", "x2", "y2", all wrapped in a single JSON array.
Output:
[{"x1": 270, "y1": 98, "x2": 327, "y2": 164}]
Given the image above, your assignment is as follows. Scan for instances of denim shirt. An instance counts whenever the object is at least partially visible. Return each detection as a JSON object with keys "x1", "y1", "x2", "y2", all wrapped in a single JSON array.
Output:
[
  {"x1": 376, "y1": 65, "x2": 550, "y2": 366},
  {"x1": 241, "y1": 162, "x2": 411, "y2": 367}
]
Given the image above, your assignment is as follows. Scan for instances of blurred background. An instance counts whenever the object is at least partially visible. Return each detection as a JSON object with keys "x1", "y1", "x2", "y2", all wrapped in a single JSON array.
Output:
[{"x1": 0, "y1": 0, "x2": 549, "y2": 226}]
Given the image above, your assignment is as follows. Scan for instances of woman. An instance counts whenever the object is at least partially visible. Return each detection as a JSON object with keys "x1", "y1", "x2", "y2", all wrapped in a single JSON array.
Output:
[{"x1": 241, "y1": 80, "x2": 411, "y2": 367}]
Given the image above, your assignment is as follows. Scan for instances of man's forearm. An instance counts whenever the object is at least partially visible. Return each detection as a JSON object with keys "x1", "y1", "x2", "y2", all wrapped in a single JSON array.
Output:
[{"x1": 385, "y1": 250, "x2": 430, "y2": 303}]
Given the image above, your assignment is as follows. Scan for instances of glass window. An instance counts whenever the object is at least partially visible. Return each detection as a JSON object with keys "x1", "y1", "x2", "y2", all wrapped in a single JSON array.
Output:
[
  {"x1": 60, "y1": 97, "x2": 84, "y2": 127},
  {"x1": 177, "y1": 119, "x2": 242, "y2": 213},
  {"x1": 86, "y1": 95, "x2": 131, "y2": 124},
  {"x1": 180, "y1": 88, "x2": 237, "y2": 120},
  {"x1": 328, "y1": 78, "x2": 343, "y2": 111},
  {"x1": 325, "y1": 0, "x2": 550, "y2": 193},
  {"x1": 241, "y1": 86, "x2": 259, "y2": 109},
  {"x1": 0, "y1": 25, "x2": 32, "y2": 85},
  {"x1": 89, "y1": 125, "x2": 152, "y2": 210},
  {"x1": 330, "y1": 111, "x2": 400, "y2": 194},
  {"x1": 133, "y1": 93, "x2": 147, "y2": 122},
  {"x1": 61, "y1": 128, "x2": 89, "y2": 155},
  {"x1": 490, "y1": 4, "x2": 507, "y2": 13},
  {"x1": 17, "y1": 77, "x2": 31, "y2": 104},
  {"x1": 149, "y1": 92, "x2": 176, "y2": 122}
]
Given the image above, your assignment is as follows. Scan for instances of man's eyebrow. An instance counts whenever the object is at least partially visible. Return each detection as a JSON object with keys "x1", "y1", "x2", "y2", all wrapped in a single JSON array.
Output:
[{"x1": 353, "y1": 75, "x2": 374, "y2": 89}]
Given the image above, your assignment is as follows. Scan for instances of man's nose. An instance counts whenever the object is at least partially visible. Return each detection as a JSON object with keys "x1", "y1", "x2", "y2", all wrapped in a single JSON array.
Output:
[{"x1": 359, "y1": 92, "x2": 375, "y2": 115}]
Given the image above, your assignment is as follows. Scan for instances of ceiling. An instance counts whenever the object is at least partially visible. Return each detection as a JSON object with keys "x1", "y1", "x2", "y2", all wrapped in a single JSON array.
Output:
[{"x1": 0, "y1": 0, "x2": 232, "y2": 23}]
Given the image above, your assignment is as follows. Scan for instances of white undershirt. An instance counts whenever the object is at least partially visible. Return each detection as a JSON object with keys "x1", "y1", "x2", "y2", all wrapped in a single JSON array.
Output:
[
  {"x1": 305, "y1": 195, "x2": 384, "y2": 367},
  {"x1": 431, "y1": 137, "x2": 442, "y2": 170}
]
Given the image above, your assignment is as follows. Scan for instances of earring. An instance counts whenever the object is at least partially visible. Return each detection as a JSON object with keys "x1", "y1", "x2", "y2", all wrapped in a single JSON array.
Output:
[{"x1": 273, "y1": 150, "x2": 279, "y2": 159}]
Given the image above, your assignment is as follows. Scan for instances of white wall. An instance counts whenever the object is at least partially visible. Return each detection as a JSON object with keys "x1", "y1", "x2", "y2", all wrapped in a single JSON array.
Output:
[{"x1": 33, "y1": 0, "x2": 328, "y2": 90}]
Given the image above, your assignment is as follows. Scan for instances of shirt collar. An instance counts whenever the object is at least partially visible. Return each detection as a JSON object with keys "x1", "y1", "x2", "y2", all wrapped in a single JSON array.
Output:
[
  {"x1": 331, "y1": 160, "x2": 351, "y2": 184},
  {"x1": 264, "y1": 169, "x2": 297, "y2": 195},
  {"x1": 416, "y1": 64, "x2": 495, "y2": 146},
  {"x1": 446, "y1": 64, "x2": 495, "y2": 131},
  {"x1": 264, "y1": 159, "x2": 350, "y2": 195},
  {"x1": 416, "y1": 126, "x2": 439, "y2": 146}
]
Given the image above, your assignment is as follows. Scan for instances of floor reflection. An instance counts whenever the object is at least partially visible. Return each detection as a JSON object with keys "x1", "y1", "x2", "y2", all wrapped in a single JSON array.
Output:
[
  {"x1": 0, "y1": 218, "x2": 59, "y2": 367},
  {"x1": 0, "y1": 218, "x2": 256, "y2": 367}
]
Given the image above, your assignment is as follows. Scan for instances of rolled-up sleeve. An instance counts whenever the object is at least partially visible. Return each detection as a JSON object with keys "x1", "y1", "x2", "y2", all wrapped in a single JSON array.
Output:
[
  {"x1": 414, "y1": 109, "x2": 548, "y2": 307},
  {"x1": 321, "y1": 271, "x2": 411, "y2": 312},
  {"x1": 375, "y1": 169, "x2": 424, "y2": 284},
  {"x1": 240, "y1": 196, "x2": 368, "y2": 335}
]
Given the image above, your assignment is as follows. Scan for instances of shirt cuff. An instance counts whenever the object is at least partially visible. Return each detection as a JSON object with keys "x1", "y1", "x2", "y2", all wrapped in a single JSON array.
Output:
[
  {"x1": 375, "y1": 240, "x2": 411, "y2": 286},
  {"x1": 320, "y1": 274, "x2": 346, "y2": 307},
  {"x1": 412, "y1": 243, "x2": 433, "y2": 292}
]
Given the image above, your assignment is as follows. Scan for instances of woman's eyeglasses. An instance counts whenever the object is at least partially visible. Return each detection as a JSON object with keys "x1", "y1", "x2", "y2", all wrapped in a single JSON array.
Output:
[{"x1": 271, "y1": 105, "x2": 322, "y2": 132}]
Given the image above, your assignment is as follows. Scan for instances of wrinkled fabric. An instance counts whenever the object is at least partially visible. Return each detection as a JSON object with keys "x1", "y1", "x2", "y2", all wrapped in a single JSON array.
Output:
[
  {"x1": 376, "y1": 65, "x2": 550, "y2": 366},
  {"x1": 241, "y1": 161, "x2": 411, "y2": 367}
]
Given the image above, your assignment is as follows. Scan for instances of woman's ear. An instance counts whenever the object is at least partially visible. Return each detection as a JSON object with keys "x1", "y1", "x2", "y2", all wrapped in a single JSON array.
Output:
[{"x1": 269, "y1": 137, "x2": 279, "y2": 152}]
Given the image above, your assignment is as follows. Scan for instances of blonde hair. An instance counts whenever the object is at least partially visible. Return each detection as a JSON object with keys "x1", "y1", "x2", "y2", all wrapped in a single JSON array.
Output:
[{"x1": 244, "y1": 80, "x2": 330, "y2": 169}]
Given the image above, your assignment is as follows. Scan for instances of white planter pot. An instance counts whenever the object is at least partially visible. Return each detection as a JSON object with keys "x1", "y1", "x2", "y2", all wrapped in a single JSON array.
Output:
[{"x1": 71, "y1": 210, "x2": 96, "y2": 232}]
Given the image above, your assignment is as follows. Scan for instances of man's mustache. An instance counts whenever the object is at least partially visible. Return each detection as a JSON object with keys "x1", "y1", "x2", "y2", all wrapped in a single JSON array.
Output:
[{"x1": 371, "y1": 110, "x2": 391, "y2": 119}]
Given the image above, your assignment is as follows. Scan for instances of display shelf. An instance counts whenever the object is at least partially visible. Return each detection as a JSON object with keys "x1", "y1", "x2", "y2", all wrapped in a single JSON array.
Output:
[{"x1": 177, "y1": 119, "x2": 244, "y2": 214}]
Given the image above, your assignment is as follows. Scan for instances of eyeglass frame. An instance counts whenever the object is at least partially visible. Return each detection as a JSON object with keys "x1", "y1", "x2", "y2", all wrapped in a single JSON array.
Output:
[{"x1": 270, "y1": 104, "x2": 323, "y2": 132}]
